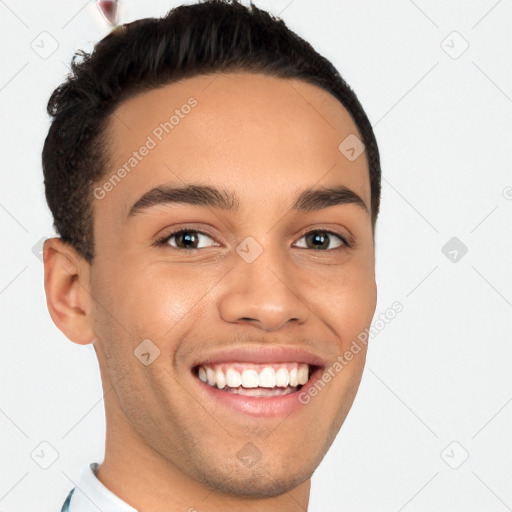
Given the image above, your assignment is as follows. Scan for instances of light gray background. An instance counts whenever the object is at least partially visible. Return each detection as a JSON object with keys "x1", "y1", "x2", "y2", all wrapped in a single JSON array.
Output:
[{"x1": 1, "y1": 0, "x2": 511, "y2": 510}]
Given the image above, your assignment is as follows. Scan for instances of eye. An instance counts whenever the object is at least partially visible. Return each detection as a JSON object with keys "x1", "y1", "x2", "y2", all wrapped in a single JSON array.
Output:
[
  {"x1": 294, "y1": 229, "x2": 349, "y2": 251},
  {"x1": 155, "y1": 229, "x2": 219, "y2": 250},
  {"x1": 154, "y1": 228, "x2": 350, "y2": 251}
]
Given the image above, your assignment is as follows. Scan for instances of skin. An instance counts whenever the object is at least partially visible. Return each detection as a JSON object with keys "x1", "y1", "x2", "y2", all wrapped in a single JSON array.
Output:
[{"x1": 43, "y1": 72, "x2": 377, "y2": 511}]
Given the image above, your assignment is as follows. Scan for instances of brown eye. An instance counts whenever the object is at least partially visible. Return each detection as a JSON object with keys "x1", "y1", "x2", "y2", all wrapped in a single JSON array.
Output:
[
  {"x1": 159, "y1": 230, "x2": 217, "y2": 250},
  {"x1": 295, "y1": 230, "x2": 347, "y2": 251}
]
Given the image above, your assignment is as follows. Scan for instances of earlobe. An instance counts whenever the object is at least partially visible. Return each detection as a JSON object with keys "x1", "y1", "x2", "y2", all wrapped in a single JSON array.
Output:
[{"x1": 43, "y1": 237, "x2": 96, "y2": 345}]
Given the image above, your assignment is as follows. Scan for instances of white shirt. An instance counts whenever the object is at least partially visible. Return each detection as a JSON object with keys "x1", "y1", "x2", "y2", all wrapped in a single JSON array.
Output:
[{"x1": 63, "y1": 462, "x2": 137, "y2": 512}]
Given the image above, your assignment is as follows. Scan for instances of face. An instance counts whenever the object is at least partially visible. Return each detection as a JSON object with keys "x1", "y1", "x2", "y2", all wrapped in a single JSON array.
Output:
[{"x1": 86, "y1": 72, "x2": 377, "y2": 497}]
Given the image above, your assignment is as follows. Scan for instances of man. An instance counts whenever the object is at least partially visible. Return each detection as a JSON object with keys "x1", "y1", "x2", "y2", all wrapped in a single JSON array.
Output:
[{"x1": 42, "y1": 0, "x2": 381, "y2": 510}]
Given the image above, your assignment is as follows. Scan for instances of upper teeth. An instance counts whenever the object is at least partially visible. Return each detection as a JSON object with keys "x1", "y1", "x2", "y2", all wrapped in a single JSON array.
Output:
[{"x1": 197, "y1": 363, "x2": 310, "y2": 389}]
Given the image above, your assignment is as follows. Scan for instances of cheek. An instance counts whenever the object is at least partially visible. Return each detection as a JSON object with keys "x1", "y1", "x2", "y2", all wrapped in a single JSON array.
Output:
[
  {"x1": 105, "y1": 262, "x2": 215, "y2": 339},
  {"x1": 306, "y1": 264, "x2": 376, "y2": 338}
]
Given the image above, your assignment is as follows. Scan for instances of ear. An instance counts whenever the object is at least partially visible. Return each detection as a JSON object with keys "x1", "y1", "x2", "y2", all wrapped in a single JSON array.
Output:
[{"x1": 43, "y1": 237, "x2": 95, "y2": 345}]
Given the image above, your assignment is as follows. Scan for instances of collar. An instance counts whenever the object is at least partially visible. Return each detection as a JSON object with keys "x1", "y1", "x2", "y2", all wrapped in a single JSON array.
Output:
[{"x1": 67, "y1": 462, "x2": 138, "y2": 512}]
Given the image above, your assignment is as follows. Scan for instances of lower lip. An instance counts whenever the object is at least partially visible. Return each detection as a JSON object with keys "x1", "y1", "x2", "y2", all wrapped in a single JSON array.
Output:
[{"x1": 192, "y1": 366, "x2": 324, "y2": 418}]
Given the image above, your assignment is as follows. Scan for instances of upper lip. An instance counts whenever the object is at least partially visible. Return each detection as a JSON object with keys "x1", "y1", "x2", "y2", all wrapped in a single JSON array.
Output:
[{"x1": 190, "y1": 345, "x2": 327, "y2": 369}]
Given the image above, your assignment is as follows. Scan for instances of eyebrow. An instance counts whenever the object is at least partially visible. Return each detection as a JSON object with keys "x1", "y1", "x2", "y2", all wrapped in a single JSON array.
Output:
[{"x1": 127, "y1": 183, "x2": 368, "y2": 217}]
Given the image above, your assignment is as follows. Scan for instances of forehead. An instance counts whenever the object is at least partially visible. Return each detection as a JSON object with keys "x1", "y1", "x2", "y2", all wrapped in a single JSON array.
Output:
[{"x1": 100, "y1": 72, "x2": 370, "y2": 219}]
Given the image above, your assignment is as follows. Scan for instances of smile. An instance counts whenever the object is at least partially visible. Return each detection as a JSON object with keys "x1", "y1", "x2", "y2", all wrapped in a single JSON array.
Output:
[
  {"x1": 191, "y1": 361, "x2": 325, "y2": 417},
  {"x1": 194, "y1": 362, "x2": 312, "y2": 397}
]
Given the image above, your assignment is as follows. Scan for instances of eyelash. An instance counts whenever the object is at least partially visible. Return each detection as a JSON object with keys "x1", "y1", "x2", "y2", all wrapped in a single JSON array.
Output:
[{"x1": 153, "y1": 228, "x2": 352, "y2": 251}]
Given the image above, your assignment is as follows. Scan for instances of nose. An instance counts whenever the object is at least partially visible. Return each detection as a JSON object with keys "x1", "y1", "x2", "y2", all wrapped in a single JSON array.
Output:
[{"x1": 217, "y1": 243, "x2": 311, "y2": 332}]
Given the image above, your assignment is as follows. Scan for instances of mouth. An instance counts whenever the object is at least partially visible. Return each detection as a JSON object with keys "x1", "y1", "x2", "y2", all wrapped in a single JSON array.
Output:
[
  {"x1": 191, "y1": 360, "x2": 325, "y2": 417},
  {"x1": 189, "y1": 346, "x2": 327, "y2": 417},
  {"x1": 192, "y1": 362, "x2": 319, "y2": 397}
]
